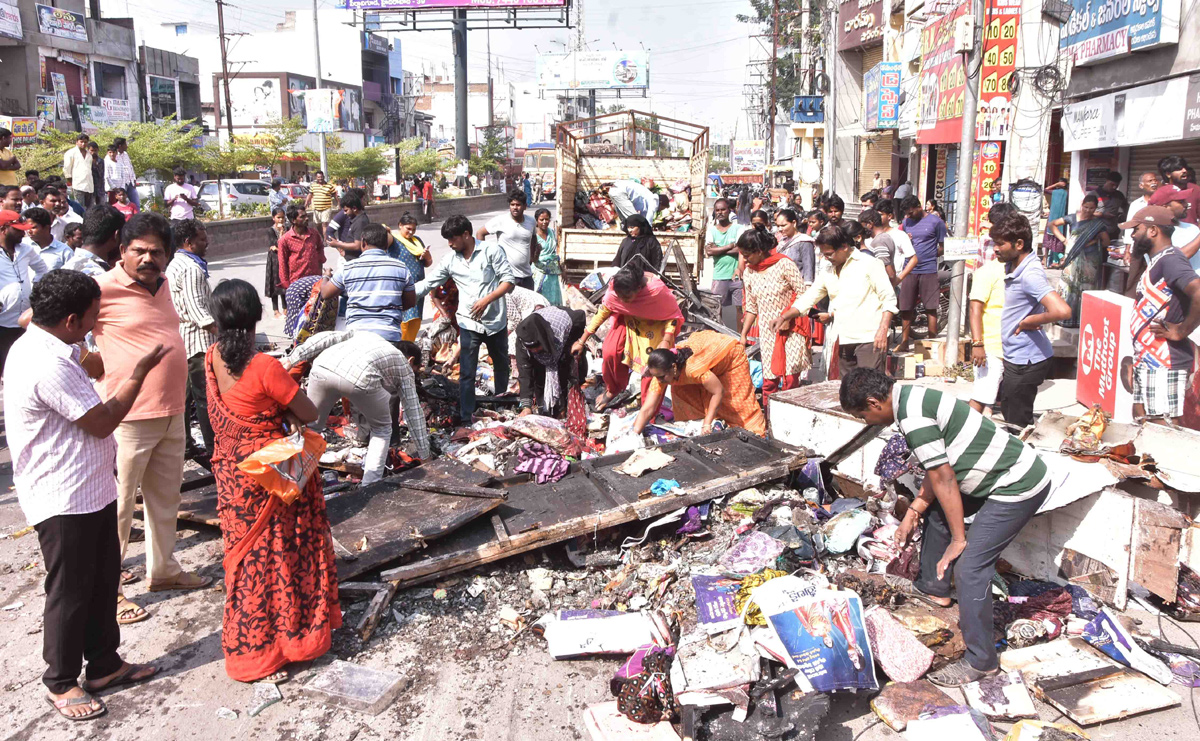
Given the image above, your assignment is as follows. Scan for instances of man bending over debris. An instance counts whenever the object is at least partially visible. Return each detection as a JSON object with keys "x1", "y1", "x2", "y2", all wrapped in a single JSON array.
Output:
[
  {"x1": 839, "y1": 367, "x2": 1051, "y2": 687},
  {"x1": 284, "y1": 331, "x2": 431, "y2": 484}
]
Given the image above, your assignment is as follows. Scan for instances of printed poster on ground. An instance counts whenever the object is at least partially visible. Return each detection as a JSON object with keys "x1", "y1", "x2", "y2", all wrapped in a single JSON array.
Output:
[
  {"x1": 35, "y1": 94, "x2": 56, "y2": 132},
  {"x1": 975, "y1": 0, "x2": 1019, "y2": 142},
  {"x1": 916, "y1": 1, "x2": 969, "y2": 145},
  {"x1": 753, "y1": 577, "x2": 878, "y2": 692},
  {"x1": 51, "y1": 73, "x2": 70, "y2": 121}
]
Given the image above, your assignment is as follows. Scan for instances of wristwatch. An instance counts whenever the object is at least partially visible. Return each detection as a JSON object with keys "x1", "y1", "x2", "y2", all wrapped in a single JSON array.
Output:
[{"x1": 971, "y1": 341, "x2": 984, "y2": 348}]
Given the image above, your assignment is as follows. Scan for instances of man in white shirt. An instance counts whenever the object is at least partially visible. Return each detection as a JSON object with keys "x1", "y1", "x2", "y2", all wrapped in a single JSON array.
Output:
[
  {"x1": 604, "y1": 180, "x2": 665, "y2": 228},
  {"x1": 40, "y1": 187, "x2": 79, "y2": 242},
  {"x1": 63, "y1": 133, "x2": 95, "y2": 208},
  {"x1": 877, "y1": 197, "x2": 917, "y2": 283},
  {"x1": 4, "y1": 269, "x2": 164, "y2": 720},
  {"x1": 477, "y1": 188, "x2": 537, "y2": 290},
  {"x1": 1124, "y1": 171, "x2": 1162, "y2": 247},
  {"x1": 163, "y1": 167, "x2": 200, "y2": 226},
  {"x1": 0, "y1": 209, "x2": 47, "y2": 368},
  {"x1": 21, "y1": 206, "x2": 74, "y2": 270}
]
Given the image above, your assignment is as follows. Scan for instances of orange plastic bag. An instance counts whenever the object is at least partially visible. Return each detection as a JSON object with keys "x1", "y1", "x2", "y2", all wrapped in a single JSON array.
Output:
[{"x1": 236, "y1": 428, "x2": 327, "y2": 505}]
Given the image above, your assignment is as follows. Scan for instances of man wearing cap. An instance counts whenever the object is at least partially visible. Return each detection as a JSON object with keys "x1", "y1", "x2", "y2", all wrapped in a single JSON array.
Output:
[
  {"x1": 1123, "y1": 205, "x2": 1200, "y2": 422},
  {"x1": 0, "y1": 210, "x2": 48, "y2": 370}
]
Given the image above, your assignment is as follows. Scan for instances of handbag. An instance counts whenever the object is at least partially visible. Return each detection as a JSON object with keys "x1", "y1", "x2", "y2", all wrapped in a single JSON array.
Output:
[{"x1": 237, "y1": 427, "x2": 327, "y2": 505}]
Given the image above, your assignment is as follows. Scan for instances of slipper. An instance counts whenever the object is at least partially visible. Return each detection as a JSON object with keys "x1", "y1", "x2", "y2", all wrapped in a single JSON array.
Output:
[
  {"x1": 120, "y1": 570, "x2": 139, "y2": 586},
  {"x1": 148, "y1": 572, "x2": 213, "y2": 592},
  {"x1": 900, "y1": 581, "x2": 952, "y2": 609},
  {"x1": 256, "y1": 669, "x2": 289, "y2": 685},
  {"x1": 45, "y1": 692, "x2": 106, "y2": 721},
  {"x1": 81, "y1": 663, "x2": 159, "y2": 694},
  {"x1": 927, "y1": 658, "x2": 999, "y2": 688},
  {"x1": 116, "y1": 597, "x2": 149, "y2": 625}
]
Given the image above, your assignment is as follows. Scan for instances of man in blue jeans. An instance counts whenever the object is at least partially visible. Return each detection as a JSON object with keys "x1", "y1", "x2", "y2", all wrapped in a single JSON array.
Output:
[{"x1": 417, "y1": 214, "x2": 514, "y2": 422}]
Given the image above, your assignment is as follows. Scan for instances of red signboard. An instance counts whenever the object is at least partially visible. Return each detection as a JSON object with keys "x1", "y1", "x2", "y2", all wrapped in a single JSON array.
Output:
[
  {"x1": 968, "y1": 141, "x2": 1003, "y2": 236},
  {"x1": 1077, "y1": 291, "x2": 1136, "y2": 423},
  {"x1": 975, "y1": 0, "x2": 1019, "y2": 142},
  {"x1": 916, "y1": 2, "x2": 969, "y2": 145}
]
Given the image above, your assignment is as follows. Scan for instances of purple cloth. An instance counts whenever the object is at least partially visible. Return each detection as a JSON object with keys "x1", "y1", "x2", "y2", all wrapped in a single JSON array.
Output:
[
  {"x1": 676, "y1": 503, "x2": 710, "y2": 535},
  {"x1": 874, "y1": 433, "x2": 917, "y2": 483},
  {"x1": 513, "y1": 441, "x2": 569, "y2": 483}
]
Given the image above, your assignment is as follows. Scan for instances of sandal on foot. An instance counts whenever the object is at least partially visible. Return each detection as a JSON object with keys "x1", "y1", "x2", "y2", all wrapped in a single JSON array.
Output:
[
  {"x1": 120, "y1": 570, "x2": 139, "y2": 586},
  {"x1": 116, "y1": 597, "x2": 149, "y2": 625},
  {"x1": 257, "y1": 669, "x2": 289, "y2": 685},
  {"x1": 148, "y1": 571, "x2": 213, "y2": 592},
  {"x1": 928, "y1": 658, "x2": 999, "y2": 688},
  {"x1": 899, "y1": 581, "x2": 952, "y2": 609},
  {"x1": 46, "y1": 692, "x2": 106, "y2": 721},
  {"x1": 82, "y1": 662, "x2": 159, "y2": 694}
]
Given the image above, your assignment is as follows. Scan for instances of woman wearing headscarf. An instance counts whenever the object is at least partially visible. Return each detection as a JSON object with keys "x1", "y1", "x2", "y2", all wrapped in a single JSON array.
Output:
[
  {"x1": 572, "y1": 265, "x2": 684, "y2": 411},
  {"x1": 390, "y1": 213, "x2": 434, "y2": 341},
  {"x1": 613, "y1": 214, "x2": 662, "y2": 271},
  {"x1": 515, "y1": 305, "x2": 588, "y2": 433},
  {"x1": 631, "y1": 331, "x2": 767, "y2": 436},
  {"x1": 531, "y1": 207, "x2": 564, "y2": 306},
  {"x1": 1049, "y1": 193, "x2": 1110, "y2": 327}
]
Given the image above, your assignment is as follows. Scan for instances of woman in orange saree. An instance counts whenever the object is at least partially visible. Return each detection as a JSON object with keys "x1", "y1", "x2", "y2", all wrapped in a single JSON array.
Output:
[{"x1": 205, "y1": 279, "x2": 340, "y2": 683}]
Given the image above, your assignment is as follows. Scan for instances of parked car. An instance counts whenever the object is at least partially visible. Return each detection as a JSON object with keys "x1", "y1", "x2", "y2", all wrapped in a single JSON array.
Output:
[
  {"x1": 135, "y1": 178, "x2": 166, "y2": 205},
  {"x1": 198, "y1": 179, "x2": 272, "y2": 212},
  {"x1": 281, "y1": 183, "x2": 310, "y2": 202}
]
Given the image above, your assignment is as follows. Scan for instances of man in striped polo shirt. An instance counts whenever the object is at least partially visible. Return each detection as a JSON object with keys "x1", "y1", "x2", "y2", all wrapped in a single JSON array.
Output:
[
  {"x1": 321, "y1": 223, "x2": 415, "y2": 343},
  {"x1": 839, "y1": 368, "x2": 1051, "y2": 687},
  {"x1": 305, "y1": 170, "x2": 338, "y2": 228}
]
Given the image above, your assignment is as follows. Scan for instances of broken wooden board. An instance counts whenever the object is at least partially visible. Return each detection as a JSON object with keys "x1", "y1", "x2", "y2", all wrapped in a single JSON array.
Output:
[
  {"x1": 381, "y1": 429, "x2": 807, "y2": 588},
  {"x1": 1000, "y1": 638, "x2": 1180, "y2": 725},
  {"x1": 869, "y1": 680, "x2": 957, "y2": 732},
  {"x1": 172, "y1": 459, "x2": 502, "y2": 581}
]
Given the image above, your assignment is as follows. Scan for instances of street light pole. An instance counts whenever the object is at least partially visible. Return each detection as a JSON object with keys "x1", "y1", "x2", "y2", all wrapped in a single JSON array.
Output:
[{"x1": 313, "y1": 0, "x2": 329, "y2": 174}]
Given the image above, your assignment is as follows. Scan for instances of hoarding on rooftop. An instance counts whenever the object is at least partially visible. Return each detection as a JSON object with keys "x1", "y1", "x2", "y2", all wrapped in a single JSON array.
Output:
[{"x1": 339, "y1": 0, "x2": 565, "y2": 9}]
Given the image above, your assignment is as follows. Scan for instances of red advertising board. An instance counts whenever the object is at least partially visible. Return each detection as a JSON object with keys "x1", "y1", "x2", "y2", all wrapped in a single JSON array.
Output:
[
  {"x1": 916, "y1": 2, "x2": 969, "y2": 145},
  {"x1": 967, "y1": 141, "x2": 1003, "y2": 236},
  {"x1": 975, "y1": 0, "x2": 1019, "y2": 142},
  {"x1": 1077, "y1": 291, "x2": 1136, "y2": 423}
]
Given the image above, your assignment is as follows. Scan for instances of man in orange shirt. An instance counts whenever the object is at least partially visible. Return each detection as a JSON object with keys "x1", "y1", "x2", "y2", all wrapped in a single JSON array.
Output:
[{"x1": 93, "y1": 213, "x2": 212, "y2": 624}]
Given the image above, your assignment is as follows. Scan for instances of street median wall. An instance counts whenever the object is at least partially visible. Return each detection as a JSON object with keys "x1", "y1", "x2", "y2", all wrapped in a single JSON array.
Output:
[{"x1": 204, "y1": 193, "x2": 510, "y2": 260}]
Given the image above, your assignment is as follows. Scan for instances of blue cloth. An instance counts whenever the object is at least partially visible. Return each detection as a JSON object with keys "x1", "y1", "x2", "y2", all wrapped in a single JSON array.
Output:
[
  {"x1": 1044, "y1": 189, "x2": 1068, "y2": 234},
  {"x1": 268, "y1": 189, "x2": 289, "y2": 212},
  {"x1": 902, "y1": 213, "x2": 947, "y2": 274},
  {"x1": 1001, "y1": 252, "x2": 1054, "y2": 365},
  {"x1": 393, "y1": 241, "x2": 427, "y2": 323},
  {"x1": 416, "y1": 240, "x2": 516, "y2": 336},
  {"x1": 650, "y1": 479, "x2": 681, "y2": 497},
  {"x1": 177, "y1": 249, "x2": 209, "y2": 277},
  {"x1": 331, "y1": 248, "x2": 415, "y2": 342}
]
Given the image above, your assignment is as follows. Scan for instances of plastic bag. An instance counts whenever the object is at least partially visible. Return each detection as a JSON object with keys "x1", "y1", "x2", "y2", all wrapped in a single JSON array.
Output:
[{"x1": 237, "y1": 428, "x2": 327, "y2": 505}]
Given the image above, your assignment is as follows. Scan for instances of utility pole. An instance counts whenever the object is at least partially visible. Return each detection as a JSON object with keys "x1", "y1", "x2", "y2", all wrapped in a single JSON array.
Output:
[
  {"x1": 452, "y1": 9, "x2": 469, "y2": 162},
  {"x1": 946, "y1": 0, "x2": 984, "y2": 366},
  {"x1": 767, "y1": 0, "x2": 779, "y2": 166},
  {"x1": 487, "y1": 27, "x2": 494, "y2": 126},
  {"x1": 312, "y1": 0, "x2": 328, "y2": 174},
  {"x1": 216, "y1": 0, "x2": 235, "y2": 141}
]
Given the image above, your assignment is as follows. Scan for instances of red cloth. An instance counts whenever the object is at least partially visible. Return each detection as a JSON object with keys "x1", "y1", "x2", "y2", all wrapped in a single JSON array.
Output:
[
  {"x1": 219, "y1": 354, "x2": 300, "y2": 419},
  {"x1": 602, "y1": 275, "x2": 684, "y2": 323},
  {"x1": 761, "y1": 373, "x2": 799, "y2": 405},
  {"x1": 745, "y1": 251, "x2": 788, "y2": 273},
  {"x1": 277, "y1": 227, "x2": 326, "y2": 288},
  {"x1": 423, "y1": 181, "x2": 433, "y2": 200}
]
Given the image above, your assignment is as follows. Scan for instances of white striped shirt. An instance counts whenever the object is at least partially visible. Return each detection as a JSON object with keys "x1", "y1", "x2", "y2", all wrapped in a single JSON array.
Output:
[
  {"x1": 164, "y1": 252, "x2": 214, "y2": 358},
  {"x1": 4, "y1": 324, "x2": 118, "y2": 525}
]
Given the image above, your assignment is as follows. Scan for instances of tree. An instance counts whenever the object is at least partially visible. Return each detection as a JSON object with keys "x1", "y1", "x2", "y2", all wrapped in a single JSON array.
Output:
[
  {"x1": 737, "y1": 0, "x2": 825, "y2": 102},
  {"x1": 18, "y1": 117, "x2": 204, "y2": 179},
  {"x1": 253, "y1": 116, "x2": 308, "y2": 177},
  {"x1": 396, "y1": 138, "x2": 443, "y2": 178},
  {"x1": 470, "y1": 125, "x2": 511, "y2": 175},
  {"x1": 710, "y1": 158, "x2": 731, "y2": 173}
]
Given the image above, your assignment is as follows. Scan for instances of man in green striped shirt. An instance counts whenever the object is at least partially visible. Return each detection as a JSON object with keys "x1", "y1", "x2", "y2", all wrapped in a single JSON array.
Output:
[{"x1": 839, "y1": 368, "x2": 1051, "y2": 687}]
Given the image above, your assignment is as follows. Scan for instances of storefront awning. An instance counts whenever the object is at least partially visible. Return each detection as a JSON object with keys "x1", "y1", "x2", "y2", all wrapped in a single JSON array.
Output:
[{"x1": 1062, "y1": 76, "x2": 1195, "y2": 152}]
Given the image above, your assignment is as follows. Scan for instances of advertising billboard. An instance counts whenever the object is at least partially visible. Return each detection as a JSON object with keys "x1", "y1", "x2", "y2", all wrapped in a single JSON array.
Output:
[
  {"x1": 837, "y1": 0, "x2": 886, "y2": 51},
  {"x1": 731, "y1": 140, "x2": 766, "y2": 172},
  {"x1": 976, "y1": 0, "x2": 1019, "y2": 142},
  {"x1": 36, "y1": 3, "x2": 87, "y2": 42},
  {"x1": 339, "y1": 0, "x2": 564, "y2": 9},
  {"x1": 863, "y1": 61, "x2": 901, "y2": 130},
  {"x1": 222, "y1": 77, "x2": 284, "y2": 127},
  {"x1": 536, "y1": 51, "x2": 649, "y2": 90},
  {"x1": 0, "y1": 1, "x2": 23, "y2": 42},
  {"x1": 916, "y1": 1, "x2": 969, "y2": 145},
  {"x1": 1060, "y1": 0, "x2": 1180, "y2": 66},
  {"x1": 1077, "y1": 291, "x2": 1135, "y2": 422}
]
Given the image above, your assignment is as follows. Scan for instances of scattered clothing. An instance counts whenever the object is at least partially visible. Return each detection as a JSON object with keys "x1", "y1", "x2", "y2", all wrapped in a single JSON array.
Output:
[{"x1": 513, "y1": 442, "x2": 569, "y2": 484}]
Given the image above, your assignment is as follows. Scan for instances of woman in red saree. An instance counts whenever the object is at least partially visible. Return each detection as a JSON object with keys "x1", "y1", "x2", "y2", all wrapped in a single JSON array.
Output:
[
  {"x1": 206, "y1": 279, "x2": 340, "y2": 683},
  {"x1": 571, "y1": 265, "x2": 684, "y2": 410}
]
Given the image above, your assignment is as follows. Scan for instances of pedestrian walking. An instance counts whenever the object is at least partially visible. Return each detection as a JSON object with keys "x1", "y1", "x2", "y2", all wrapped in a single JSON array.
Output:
[
  {"x1": 306, "y1": 170, "x2": 339, "y2": 229},
  {"x1": 738, "y1": 228, "x2": 810, "y2": 402},
  {"x1": 163, "y1": 168, "x2": 200, "y2": 231},
  {"x1": 477, "y1": 189, "x2": 538, "y2": 290},
  {"x1": 264, "y1": 208, "x2": 286, "y2": 316},
  {"x1": 390, "y1": 213, "x2": 433, "y2": 341},
  {"x1": 277, "y1": 204, "x2": 325, "y2": 290}
]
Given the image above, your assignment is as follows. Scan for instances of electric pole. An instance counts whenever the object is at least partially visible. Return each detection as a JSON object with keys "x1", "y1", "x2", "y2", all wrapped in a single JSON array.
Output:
[
  {"x1": 767, "y1": 0, "x2": 779, "y2": 166},
  {"x1": 946, "y1": 0, "x2": 984, "y2": 365},
  {"x1": 216, "y1": 0, "x2": 235, "y2": 141},
  {"x1": 487, "y1": 27, "x2": 494, "y2": 127},
  {"x1": 312, "y1": 0, "x2": 329, "y2": 174}
]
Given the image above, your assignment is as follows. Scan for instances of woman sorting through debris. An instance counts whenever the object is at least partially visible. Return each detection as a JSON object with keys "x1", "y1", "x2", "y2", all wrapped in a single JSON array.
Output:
[
  {"x1": 838, "y1": 367, "x2": 1051, "y2": 688},
  {"x1": 515, "y1": 305, "x2": 589, "y2": 434},
  {"x1": 572, "y1": 264, "x2": 685, "y2": 411},
  {"x1": 390, "y1": 213, "x2": 434, "y2": 342},
  {"x1": 613, "y1": 214, "x2": 662, "y2": 272},
  {"x1": 206, "y1": 279, "x2": 341, "y2": 683},
  {"x1": 632, "y1": 330, "x2": 767, "y2": 436},
  {"x1": 1049, "y1": 193, "x2": 1109, "y2": 328},
  {"x1": 738, "y1": 228, "x2": 810, "y2": 402}
]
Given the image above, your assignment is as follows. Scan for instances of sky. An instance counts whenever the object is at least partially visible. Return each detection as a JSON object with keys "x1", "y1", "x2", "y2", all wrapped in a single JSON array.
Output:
[{"x1": 99, "y1": 0, "x2": 759, "y2": 143}]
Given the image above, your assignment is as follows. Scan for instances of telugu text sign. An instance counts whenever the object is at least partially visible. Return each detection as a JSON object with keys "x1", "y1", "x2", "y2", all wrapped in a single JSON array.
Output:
[
  {"x1": 1060, "y1": 0, "x2": 1181, "y2": 65},
  {"x1": 837, "y1": 0, "x2": 886, "y2": 51},
  {"x1": 339, "y1": 0, "x2": 564, "y2": 8},
  {"x1": 35, "y1": 3, "x2": 87, "y2": 42},
  {"x1": 916, "y1": 1, "x2": 969, "y2": 145},
  {"x1": 864, "y1": 62, "x2": 901, "y2": 131},
  {"x1": 731, "y1": 140, "x2": 766, "y2": 173}
]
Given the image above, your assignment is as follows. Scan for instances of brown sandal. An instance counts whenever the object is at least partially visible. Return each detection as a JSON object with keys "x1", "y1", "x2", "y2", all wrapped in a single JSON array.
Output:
[
  {"x1": 116, "y1": 597, "x2": 149, "y2": 625},
  {"x1": 81, "y1": 662, "x2": 159, "y2": 694},
  {"x1": 46, "y1": 692, "x2": 106, "y2": 721}
]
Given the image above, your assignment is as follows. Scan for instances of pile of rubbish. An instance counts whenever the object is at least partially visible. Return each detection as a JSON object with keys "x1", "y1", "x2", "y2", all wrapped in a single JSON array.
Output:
[{"x1": 571, "y1": 177, "x2": 695, "y2": 233}]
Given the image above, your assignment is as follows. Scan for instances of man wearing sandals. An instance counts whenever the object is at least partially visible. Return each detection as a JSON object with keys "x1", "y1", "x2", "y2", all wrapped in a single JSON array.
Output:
[
  {"x1": 839, "y1": 368, "x2": 1051, "y2": 687},
  {"x1": 4, "y1": 271, "x2": 165, "y2": 720}
]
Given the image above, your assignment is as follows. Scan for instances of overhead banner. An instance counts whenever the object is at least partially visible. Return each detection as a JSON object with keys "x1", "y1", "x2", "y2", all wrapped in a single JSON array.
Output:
[
  {"x1": 837, "y1": 0, "x2": 886, "y2": 51},
  {"x1": 536, "y1": 51, "x2": 649, "y2": 90},
  {"x1": 731, "y1": 140, "x2": 766, "y2": 172},
  {"x1": 1061, "y1": 76, "x2": 1187, "y2": 151},
  {"x1": 339, "y1": 0, "x2": 565, "y2": 8},
  {"x1": 864, "y1": 61, "x2": 901, "y2": 130},
  {"x1": 303, "y1": 89, "x2": 342, "y2": 134},
  {"x1": 1060, "y1": 0, "x2": 1181, "y2": 66},
  {"x1": 916, "y1": 1, "x2": 969, "y2": 145},
  {"x1": 976, "y1": 0, "x2": 1019, "y2": 142},
  {"x1": 0, "y1": 1, "x2": 23, "y2": 41},
  {"x1": 36, "y1": 3, "x2": 88, "y2": 42},
  {"x1": 968, "y1": 141, "x2": 1004, "y2": 236}
]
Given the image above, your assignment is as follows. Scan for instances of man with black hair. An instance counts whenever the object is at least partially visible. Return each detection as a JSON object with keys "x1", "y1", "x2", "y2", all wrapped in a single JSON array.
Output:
[
  {"x1": 64, "y1": 205, "x2": 125, "y2": 276},
  {"x1": 24, "y1": 169, "x2": 40, "y2": 187},
  {"x1": 39, "y1": 186, "x2": 79, "y2": 242},
  {"x1": 824, "y1": 193, "x2": 845, "y2": 225},
  {"x1": 93, "y1": 212, "x2": 209, "y2": 623},
  {"x1": 417, "y1": 214, "x2": 515, "y2": 420},
  {"x1": 477, "y1": 189, "x2": 537, "y2": 289},
  {"x1": 0, "y1": 210, "x2": 46, "y2": 367},
  {"x1": 111, "y1": 138, "x2": 139, "y2": 210},
  {"x1": 860, "y1": 191, "x2": 879, "y2": 209},
  {"x1": 5, "y1": 269, "x2": 166, "y2": 720},
  {"x1": 278, "y1": 203, "x2": 324, "y2": 289},
  {"x1": 772, "y1": 224, "x2": 896, "y2": 374},
  {"x1": 268, "y1": 178, "x2": 289, "y2": 213},
  {"x1": 165, "y1": 220, "x2": 215, "y2": 459},
  {"x1": 164, "y1": 167, "x2": 199, "y2": 226},
  {"x1": 1150, "y1": 155, "x2": 1200, "y2": 225},
  {"x1": 857, "y1": 209, "x2": 898, "y2": 283},
  {"x1": 21, "y1": 206, "x2": 74, "y2": 270},
  {"x1": 328, "y1": 190, "x2": 368, "y2": 258},
  {"x1": 896, "y1": 193, "x2": 946, "y2": 350},
  {"x1": 63, "y1": 133, "x2": 95, "y2": 208},
  {"x1": 321, "y1": 222, "x2": 415, "y2": 342},
  {"x1": 992, "y1": 213, "x2": 1071, "y2": 427},
  {"x1": 1122, "y1": 206, "x2": 1200, "y2": 422},
  {"x1": 0, "y1": 184, "x2": 21, "y2": 212},
  {"x1": 838, "y1": 366, "x2": 1050, "y2": 687},
  {"x1": 1096, "y1": 170, "x2": 1129, "y2": 235},
  {"x1": 0, "y1": 128, "x2": 18, "y2": 187}
]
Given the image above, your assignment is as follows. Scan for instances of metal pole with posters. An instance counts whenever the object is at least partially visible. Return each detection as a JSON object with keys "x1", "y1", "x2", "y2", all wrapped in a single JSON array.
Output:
[
  {"x1": 453, "y1": 10, "x2": 469, "y2": 162},
  {"x1": 313, "y1": 0, "x2": 329, "y2": 174}
]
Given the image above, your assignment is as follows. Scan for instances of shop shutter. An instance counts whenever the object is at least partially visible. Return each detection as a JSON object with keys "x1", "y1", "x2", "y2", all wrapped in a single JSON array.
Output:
[
  {"x1": 859, "y1": 131, "x2": 895, "y2": 197},
  {"x1": 860, "y1": 45, "x2": 885, "y2": 75},
  {"x1": 1127, "y1": 141, "x2": 1200, "y2": 186}
]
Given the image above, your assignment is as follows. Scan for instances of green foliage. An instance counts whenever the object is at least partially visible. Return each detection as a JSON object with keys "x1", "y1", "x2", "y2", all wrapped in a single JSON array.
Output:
[
  {"x1": 198, "y1": 138, "x2": 260, "y2": 180},
  {"x1": 254, "y1": 116, "x2": 308, "y2": 175},
  {"x1": 467, "y1": 126, "x2": 511, "y2": 176},
  {"x1": 18, "y1": 118, "x2": 204, "y2": 179},
  {"x1": 709, "y1": 158, "x2": 731, "y2": 173},
  {"x1": 736, "y1": 0, "x2": 825, "y2": 101},
  {"x1": 301, "y1": 134, "x2": 390, "y2": 182},
  {"x1": 395, "y1": 138, "x2": 443, "y2": 178}
]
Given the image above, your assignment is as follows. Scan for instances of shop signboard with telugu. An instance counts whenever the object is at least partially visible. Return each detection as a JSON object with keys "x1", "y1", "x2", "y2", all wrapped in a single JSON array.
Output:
[
  {"x1": 864, "y1": 61, "x2": 901, "y2": 130},
  {"x1": 339, "y1": 0, "x2": 565, "y2": 8},
  {"x1": 0, "y1": 1, "x2": 22, "y2": 41},
  {"x1": 916, "y1": 1, "x2": 969, "y2": 145},
  {"x1": 731, "y1": 140, "x2": 766, "y2": 172},
  {"x1": 976, "y1": 0, "x2": 1019, "y2": 142},
  {"x1": 36, "y1": 3, "x2": 88, "y2": 42},
  {"x1": 1060, "y1": 0, "x2": 1181, "y2": 66},
  {"x1": 1077, "y1": 291, "x2": 1135, "y2": 423},
  {"x1": 0, "y1": 117, "x2": 40, "y2": 144},
  {"x1": 837, "y1": 0, "x2": 886, "y2": 51},
  {"x1": 101, "y1": 98, "x2": 132, "y2": 121},
  {"x1": 35, "y1": 95, "x2": 56, "y2": 132}
]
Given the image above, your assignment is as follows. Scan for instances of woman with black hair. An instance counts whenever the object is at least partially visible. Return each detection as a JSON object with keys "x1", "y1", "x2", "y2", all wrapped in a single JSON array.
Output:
[
  {"x1": 205, "y1": 279, "x2": 340, "y2": 684},
  {"x1": 738, "y1": 229, "x2": 810, "y2": 401},
  {"x1": 631, "y1": 330, "x2": 766, "y2": 435},
  {"x1": 749, "y1": 209, "x2": 771, "y2": 230},
  {"x1": 531, "y1": 207, "x2": 564, "y2": 305},
  {"x1": 735, "y1": 188, "x2": 753, "y2": 226},
  {"x1": 805, "y1": 209, "x2": 828, "y2": 236},
  {"x1": 265, "y1": 207, "x2": 286, "y2": 316},
  {"x1": 390, "y1": 212, "x2": 433, "y2": 340},
  {"x1": 613, "y1": 213, "x2": 662, "y2": 271}
]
